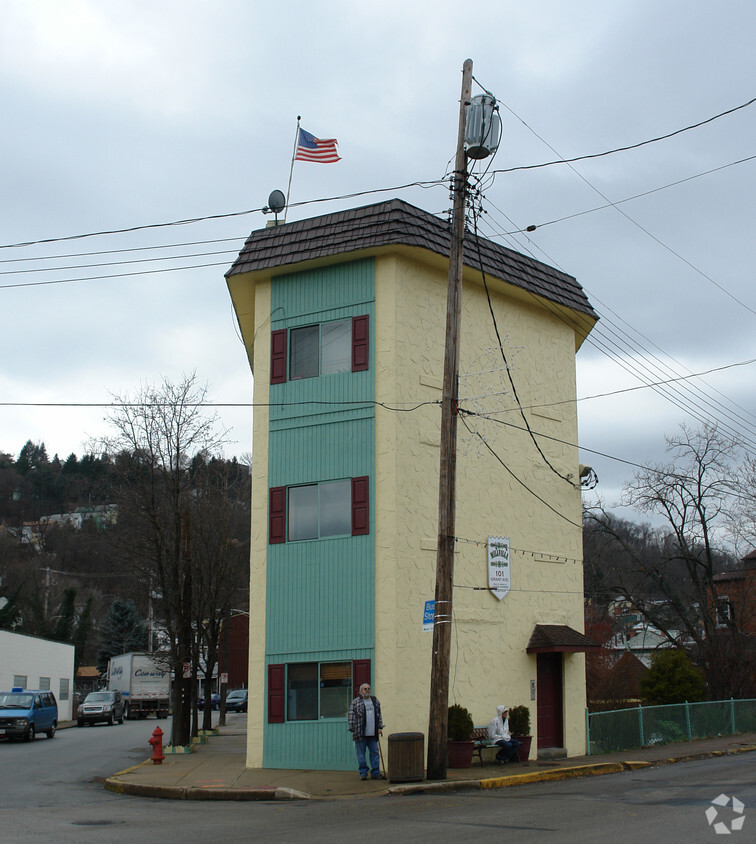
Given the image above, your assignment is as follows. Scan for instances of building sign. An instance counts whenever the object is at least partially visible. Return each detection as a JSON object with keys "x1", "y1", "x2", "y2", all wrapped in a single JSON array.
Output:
[
  {"x1": 488, "y1": 535, "x2": 510, "y2": 601},
  {"x1": 423, "y1": 600, "x2": 435, "y2": 632}
]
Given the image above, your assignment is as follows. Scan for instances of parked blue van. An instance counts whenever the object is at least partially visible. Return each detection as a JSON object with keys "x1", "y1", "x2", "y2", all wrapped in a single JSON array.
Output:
[{"x1": 0, "y1": 688, "x2": 58, "y2": 741}]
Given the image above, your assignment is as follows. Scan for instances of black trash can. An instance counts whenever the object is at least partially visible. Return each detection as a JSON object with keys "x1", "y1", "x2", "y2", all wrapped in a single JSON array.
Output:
[{"x1": 387, "y1": 732, "x2": 425, "y2": 783}]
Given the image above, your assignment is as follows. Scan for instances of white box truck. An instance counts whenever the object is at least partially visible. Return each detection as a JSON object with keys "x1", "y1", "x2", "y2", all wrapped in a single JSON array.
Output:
[{"x1": 108, "y1": 653, "x2": 170, "y2": 719}]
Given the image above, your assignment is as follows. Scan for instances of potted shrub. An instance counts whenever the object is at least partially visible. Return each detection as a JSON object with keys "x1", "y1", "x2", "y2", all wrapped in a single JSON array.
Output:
[
  {"x1": 509, "y1": 705, "x2": 532, "y2": 762},
  {"x1": 447, "y1": 704, "x2": 475, "y2": 768}
]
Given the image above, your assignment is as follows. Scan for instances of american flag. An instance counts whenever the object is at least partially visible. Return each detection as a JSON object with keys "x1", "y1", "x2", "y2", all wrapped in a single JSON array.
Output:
[{"x1": 295, "y1": 128, "x2": 341, "y2": 163}]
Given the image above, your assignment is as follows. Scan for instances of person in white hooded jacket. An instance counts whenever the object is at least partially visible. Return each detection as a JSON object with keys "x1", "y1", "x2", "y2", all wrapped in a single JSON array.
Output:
[{"x1": 487, "y1": 704, "x2": 521, "y2": 764}]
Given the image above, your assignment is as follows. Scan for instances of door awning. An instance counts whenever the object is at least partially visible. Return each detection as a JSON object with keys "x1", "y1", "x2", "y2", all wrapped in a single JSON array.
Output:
[{"x1": 526, "y1": 624, "x2": 600, "y2": 654}]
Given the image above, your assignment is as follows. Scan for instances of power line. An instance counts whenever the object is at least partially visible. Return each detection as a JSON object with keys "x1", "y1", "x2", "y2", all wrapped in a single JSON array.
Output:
[
  {"x1": 511, "y1": 154, "x2": 756, "y2": 234},
  {"x1": 492, "y1": 94, "x2": 756, "y2": 175},
  {"x1": 3, "y1": 96, "x2": 752, "y2": 254},
  {"x1": 0, "y1": 179, "x2": 447, "y2": 251},
  {"x1": 459, "y1": 412, "x2": 581, "y2": 528},
  {"x1": 475, "y1": 198, "x2": 756, "y2": 452}
]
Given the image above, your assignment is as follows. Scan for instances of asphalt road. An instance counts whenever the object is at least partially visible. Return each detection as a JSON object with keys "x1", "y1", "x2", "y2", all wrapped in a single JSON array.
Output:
[{"x1": 1, "y1": 727, "x2": 752, "y2": 843}]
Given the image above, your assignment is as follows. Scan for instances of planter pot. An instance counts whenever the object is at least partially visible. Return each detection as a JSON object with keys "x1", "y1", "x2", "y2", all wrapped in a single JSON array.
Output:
[
  {"x1": 447, "y1": 740, "x2": 475, "y2": 769},
  {"x1": 515, "y1": 735, "x2": 532, "y2": 762}
]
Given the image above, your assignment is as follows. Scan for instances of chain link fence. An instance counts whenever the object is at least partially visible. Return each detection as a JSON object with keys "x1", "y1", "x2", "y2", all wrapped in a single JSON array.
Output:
[{"x1": 586, "y1": 698, "x2": 756, "y2": 755}]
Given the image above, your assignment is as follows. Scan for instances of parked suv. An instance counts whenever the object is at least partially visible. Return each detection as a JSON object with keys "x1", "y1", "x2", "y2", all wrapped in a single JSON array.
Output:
[
  {"x1": 0, "y1": 689, "x2": 58, "y2": 741},
  {"x1": 77, "y1": 690, "x2": 125, "y2": 726}
]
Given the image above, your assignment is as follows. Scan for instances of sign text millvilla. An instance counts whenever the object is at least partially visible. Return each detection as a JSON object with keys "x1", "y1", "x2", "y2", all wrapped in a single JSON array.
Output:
[{"x1": 488, "y1": 535, "x2": 510, "y2": 601}]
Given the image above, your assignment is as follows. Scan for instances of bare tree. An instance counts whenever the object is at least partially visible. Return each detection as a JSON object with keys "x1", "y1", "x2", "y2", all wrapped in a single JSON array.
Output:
[
  {"x1": 585, "y1": 424, "x2": 753, "y2": 698},
  {"x1": 100, "y1": 373, "x2": 228, "y2": 747}
]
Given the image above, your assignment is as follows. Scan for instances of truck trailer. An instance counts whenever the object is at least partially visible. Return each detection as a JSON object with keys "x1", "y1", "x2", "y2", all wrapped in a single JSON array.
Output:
[{"x1": 108, "y1": 653, "x2": 170, "y2": 719}]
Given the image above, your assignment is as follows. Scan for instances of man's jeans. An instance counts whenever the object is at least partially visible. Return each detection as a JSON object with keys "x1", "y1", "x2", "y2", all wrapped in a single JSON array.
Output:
[
  {"x1": 354, "y1": 736, "x2": 380, "y2": 777},
  {"x1": 495, "y1": 738, "x2": 521, "y2": 762}
]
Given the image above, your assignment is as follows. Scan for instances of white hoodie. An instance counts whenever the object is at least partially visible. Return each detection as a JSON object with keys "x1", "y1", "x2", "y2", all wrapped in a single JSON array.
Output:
[{"x1": 487, "y1": 704, "x2": 511, "y2": 742}]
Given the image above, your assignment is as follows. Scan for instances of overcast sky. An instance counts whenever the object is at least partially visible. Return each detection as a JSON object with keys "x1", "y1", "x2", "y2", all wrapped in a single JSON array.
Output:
[{"x1": 1, "y1": 0, "x2": 754, "y2": 525}]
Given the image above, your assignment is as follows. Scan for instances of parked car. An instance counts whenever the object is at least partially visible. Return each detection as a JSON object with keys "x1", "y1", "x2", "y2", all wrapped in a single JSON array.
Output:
[
  {"x1": 0, "y1": 688, "x2": 58, "y2": 741},
  {"x1": 77, "y1": 690, "x2": 125, "y2": 726},
  {"x1": 225, "y1": 689, "x2": 248, "y2": 713},
  {"x1": 197, "y1": 694, "x2": 221, "y2": 711}
]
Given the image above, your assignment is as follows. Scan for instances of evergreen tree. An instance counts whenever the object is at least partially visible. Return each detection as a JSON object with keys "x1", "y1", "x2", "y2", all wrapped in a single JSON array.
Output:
[
  {"x1": 0, "y1": 591, "x2": 21, "y2": 630},
  {"x1": 53, "y1": 587, "x2": 77, "y2": 643},
  {"x1": 71, "y1": 594, "x2": 94, "y2": 672},
  {"x1": 96, "y1": 599, "x2": 148, "y2": 671},
  {"x1": 640, "y1": 649, "x2": 706, "y2": 705},
  {"x1": 16, "y1": 440, "x2": 49, "y2": 475}
]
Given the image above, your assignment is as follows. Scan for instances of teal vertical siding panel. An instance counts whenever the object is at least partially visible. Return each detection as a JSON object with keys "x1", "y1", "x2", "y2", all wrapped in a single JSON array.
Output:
[
  {"x1": 264, "y1": 258, "x2": 376, "y2": 770},
  {"x1": 267, "y1": 421, "x2": 374, "y2": 654},
  {"x1": 262, "y1": 646, "x2": 375, "y2": 769}
]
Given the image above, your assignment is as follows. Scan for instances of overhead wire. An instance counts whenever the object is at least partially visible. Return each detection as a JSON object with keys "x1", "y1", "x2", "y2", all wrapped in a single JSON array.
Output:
[
  {"x1": 475, "y1": 210, "x2": 756, "y2": 453},
  {"x1": 490, "y1": 94, "x2": 756, "y2": 175},
  {"x1": 458, "y1": 412, "x2": 581, "y2": 528},
  {"x1": 2, "y1": 95, "x2": 753, "y2": 253}
]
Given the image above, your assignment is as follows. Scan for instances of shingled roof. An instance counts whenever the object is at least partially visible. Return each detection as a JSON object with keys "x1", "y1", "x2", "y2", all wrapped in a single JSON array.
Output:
[
  {"x1": 526, "y1": 624, "x2": 600, "y2": 653},
  {"x1": 226, "y1": 198, "x2": 597, "y2": 320}
]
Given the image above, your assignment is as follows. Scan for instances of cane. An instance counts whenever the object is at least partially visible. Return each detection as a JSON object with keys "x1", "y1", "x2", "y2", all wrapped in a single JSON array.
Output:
[{"x1": 378, "y1": 733, "x2": 386, "y2": 778}]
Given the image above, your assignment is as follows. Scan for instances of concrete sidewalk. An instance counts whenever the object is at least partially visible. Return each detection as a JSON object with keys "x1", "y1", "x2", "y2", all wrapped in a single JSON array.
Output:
[{"x1": 103, "y1": 720, "x2": 756, "y2": 801}]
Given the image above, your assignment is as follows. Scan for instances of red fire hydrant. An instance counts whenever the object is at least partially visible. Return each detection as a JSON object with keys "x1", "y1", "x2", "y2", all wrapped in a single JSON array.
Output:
[{"x1": 148, "y1": 726, "x2": 165, "y2": 765}]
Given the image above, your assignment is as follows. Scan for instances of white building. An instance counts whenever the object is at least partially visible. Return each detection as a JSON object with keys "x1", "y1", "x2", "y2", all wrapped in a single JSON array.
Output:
[{"x1": 0, "y1": 630, "x2": 75, "y2": 720}]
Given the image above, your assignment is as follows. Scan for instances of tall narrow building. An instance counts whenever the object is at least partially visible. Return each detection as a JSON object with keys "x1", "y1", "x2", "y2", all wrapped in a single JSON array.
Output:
[{"x1": 226, "y1": 199, "x2": 598, "y2": 770}]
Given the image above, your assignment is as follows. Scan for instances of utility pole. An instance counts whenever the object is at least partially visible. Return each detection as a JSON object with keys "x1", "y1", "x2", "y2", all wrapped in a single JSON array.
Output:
[{"x1": 427, "y1": 58, "x2": 473, "y2": 781}]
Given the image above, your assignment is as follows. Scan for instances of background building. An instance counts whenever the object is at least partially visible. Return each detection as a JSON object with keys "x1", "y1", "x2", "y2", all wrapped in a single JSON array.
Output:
[{"x1": 0, "y1": 629, "x2": 75, "y2": 720}]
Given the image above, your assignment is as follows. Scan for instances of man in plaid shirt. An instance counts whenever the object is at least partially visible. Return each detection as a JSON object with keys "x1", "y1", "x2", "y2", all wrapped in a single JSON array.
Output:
[{"x1": 348, "y1": 682, "x2": 385, "y2": 780}]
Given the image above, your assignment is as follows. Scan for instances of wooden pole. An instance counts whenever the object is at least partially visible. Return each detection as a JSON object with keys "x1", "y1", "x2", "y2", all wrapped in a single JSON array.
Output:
[{"x1": 426, "y1": 58, "x2": 472, "y2": 781}]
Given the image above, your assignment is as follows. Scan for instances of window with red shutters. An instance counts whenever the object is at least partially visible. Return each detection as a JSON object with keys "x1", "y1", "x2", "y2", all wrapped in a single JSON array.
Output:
[
  {"x1": 351, "y1": 476, "x2": 369, "y2": 536},
  {"x1": 270, "y1": 329, "x2": 287, "y2": 384},
  {"x1": 352, "y1": 314, "x2": 369, "y2": 372},
  {"x1": 268, "y1": 664, "x2": 285, "y2": 723},
  {"x1": 269, "y1": 486, "x2": 286, "y2": 544},
  {"x1": 271, "y1": 478, "x2": 369, "y2": 542}
]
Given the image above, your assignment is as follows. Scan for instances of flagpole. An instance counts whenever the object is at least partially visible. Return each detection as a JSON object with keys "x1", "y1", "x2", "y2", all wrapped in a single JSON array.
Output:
[{"x1": 283, "y1": 116, "x2": 301, "y2": 223}]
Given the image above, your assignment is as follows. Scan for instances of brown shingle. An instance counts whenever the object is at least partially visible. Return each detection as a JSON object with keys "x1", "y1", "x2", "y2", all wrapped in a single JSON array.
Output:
[
  {"x1": 226, "y1": 199, "x2": 597, "y2": 320},
  {"x1": 526, "y1": 624, "x2": 600, "y2": 653}
]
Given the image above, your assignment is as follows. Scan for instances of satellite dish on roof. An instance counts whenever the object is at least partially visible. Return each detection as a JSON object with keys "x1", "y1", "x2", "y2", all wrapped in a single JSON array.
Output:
[
  {"x1": 267, "y1": 190, "x2": 286, "y2": 213},
  {"x1": 262, "y1": 189, "x2": 286, "y2": 225}
]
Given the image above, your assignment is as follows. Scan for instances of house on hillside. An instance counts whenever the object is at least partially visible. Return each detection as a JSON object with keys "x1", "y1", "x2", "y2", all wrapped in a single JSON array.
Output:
[
  {"x1": 711, "y1": 551, "x2": 756, "y2": 633},
  {"x1": 225, "y1": 199, "x2": 599, "y2": 770}
]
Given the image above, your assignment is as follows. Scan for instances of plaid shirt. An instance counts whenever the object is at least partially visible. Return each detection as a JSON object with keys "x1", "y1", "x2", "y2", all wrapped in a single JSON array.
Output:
[{"x1": 347, "y1": 695, "x2": 384, "y2": 741}]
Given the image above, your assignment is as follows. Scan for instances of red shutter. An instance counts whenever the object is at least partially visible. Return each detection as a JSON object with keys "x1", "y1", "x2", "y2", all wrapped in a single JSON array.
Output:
[
  {"x1": 270, "y1": 329, "x2": 287, "y2": 384},
  {"x1": 269, "y1": 486, "x2": 286, "y2": 544},
  {"x1": 352, "y1": 315, "x2": 369, "y2": 372},
  {"x1": 352, "y1": 659, "x2": 371, "y2": 699},
  {"x1": 352, "y1": 476, "x2": 369, "y2": 535},
  {"x1": 268, "y1": 663, "x2": 285, "y2": 723}
]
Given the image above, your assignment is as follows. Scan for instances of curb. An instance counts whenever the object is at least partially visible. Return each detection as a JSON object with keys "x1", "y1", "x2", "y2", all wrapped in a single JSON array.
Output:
[
  {"x1": 105, "y1": 779, "x2": 311, "y2": 801},
  {"x1": 104, "y1": 743, "x2": 756, "y2": 801}
]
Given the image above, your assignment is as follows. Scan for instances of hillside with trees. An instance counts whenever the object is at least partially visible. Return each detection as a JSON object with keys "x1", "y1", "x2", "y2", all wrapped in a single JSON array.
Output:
[{"x1": 0, "y1": 375, "x2": 251, "y2": 743}]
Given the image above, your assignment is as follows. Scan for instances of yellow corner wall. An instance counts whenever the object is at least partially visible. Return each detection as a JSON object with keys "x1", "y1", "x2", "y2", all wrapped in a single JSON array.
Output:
[
  {"x1": 374, "y1": 252, "x2": 587, "y2": 755},
  {"x1": 241, "y1": 276, "x2": 270, "y2": 769}
]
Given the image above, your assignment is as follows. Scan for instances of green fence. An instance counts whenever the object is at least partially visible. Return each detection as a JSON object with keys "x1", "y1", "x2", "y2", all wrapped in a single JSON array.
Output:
[{"x1": 586, "y1": 698, "x2": 756, "y2": 755}]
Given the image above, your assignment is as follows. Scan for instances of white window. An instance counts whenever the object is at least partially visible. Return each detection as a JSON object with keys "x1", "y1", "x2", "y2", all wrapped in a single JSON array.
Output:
[
  {"x1": 290, "y1": 319, "x2": 351, "y2": 380},
  {"x1": 39, "y1": 677, "x2": 50, "y2": 690},
  {"x1": 716, "y1": 597, "x2": 732, "y2": 627},
  {"x1": 13, "y1": 675, "x2": 27, "y2": 688},
  {"x1": 59, "y1": 678, "x2": 70, "y2": 701},
  {"x1": 286, "y1": 661, "x2": 352, "y2": 721},
  {"x1": 288, "y1": 480, "x2": 351, "y2": 541}
]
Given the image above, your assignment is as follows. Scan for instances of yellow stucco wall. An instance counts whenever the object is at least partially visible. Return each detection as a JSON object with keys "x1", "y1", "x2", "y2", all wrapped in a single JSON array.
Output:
[
  {"x1": 230, "y1": 244, "x2": 592, "y2": 765},
  {"x1": 242, "y1": 277, "x2": 270, "y2": 768},
  {"x1": 373, "y1": 252, "x2": 588, "y2": 756}
]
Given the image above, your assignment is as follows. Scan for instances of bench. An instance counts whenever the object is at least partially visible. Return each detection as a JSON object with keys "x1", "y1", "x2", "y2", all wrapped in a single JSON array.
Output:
[{"x1": 472, "y1": 726, "x2": 499, "y2": 766}]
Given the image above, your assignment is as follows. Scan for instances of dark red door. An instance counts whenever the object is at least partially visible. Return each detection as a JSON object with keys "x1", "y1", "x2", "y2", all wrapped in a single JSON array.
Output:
[{"x1": 537, "y1": 653, "x2": 564, "y2": 748}]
